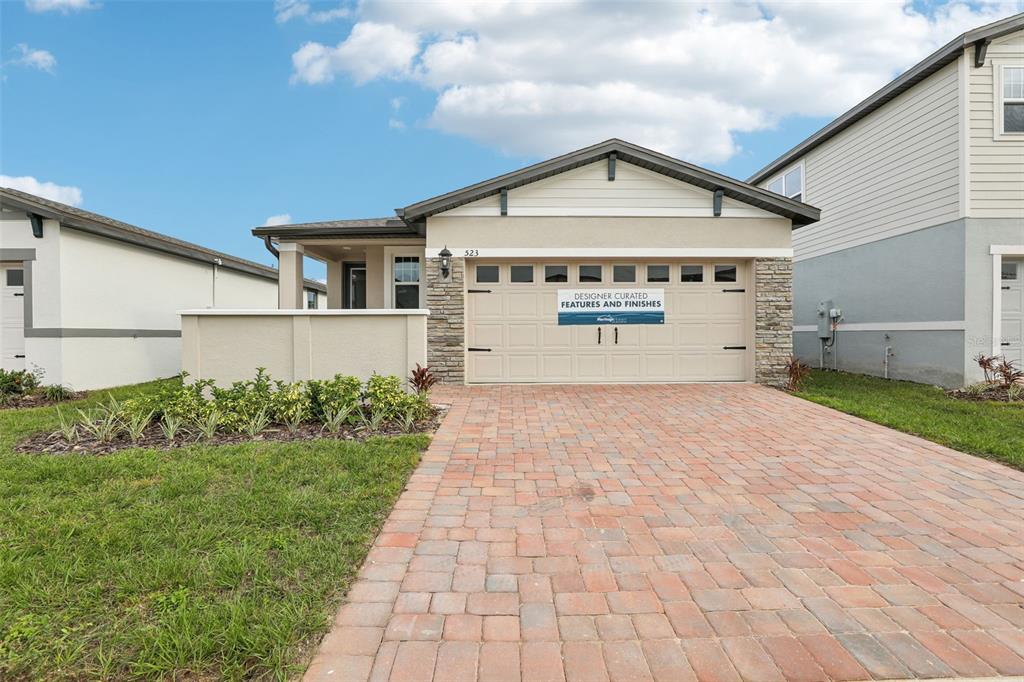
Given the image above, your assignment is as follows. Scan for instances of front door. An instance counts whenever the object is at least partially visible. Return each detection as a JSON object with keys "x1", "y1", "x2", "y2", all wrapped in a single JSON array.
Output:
[
  {"x1": 1001, "y1": 259, "x2": 1023, "y2": 364},
  {"x1": 1, "y1": 265, "x2": 26, "y2": 371},
  {"x1": 345, "y1": 263, "x2": 367, "y2": 309}
]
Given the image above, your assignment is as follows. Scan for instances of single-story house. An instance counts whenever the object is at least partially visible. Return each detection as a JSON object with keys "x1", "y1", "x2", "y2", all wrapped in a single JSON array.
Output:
[
  {"x1": 181, "y1": 139, "x2": 819, "y2": 387},
  {"x1": 1, "y1": 188, "x2": 326, "y2": 389},
  {"x1": 748, "y1": 12, "x2": 1024, "y2": 387}
]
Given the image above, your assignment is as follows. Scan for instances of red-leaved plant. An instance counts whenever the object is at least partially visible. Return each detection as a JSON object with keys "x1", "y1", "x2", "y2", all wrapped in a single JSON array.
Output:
[
  {"x1": 409, "y1": 364, "x2": 438, "y2": 394},
  {"x1": 784, "y1": 356, "x2": 812, "y2": 392}
]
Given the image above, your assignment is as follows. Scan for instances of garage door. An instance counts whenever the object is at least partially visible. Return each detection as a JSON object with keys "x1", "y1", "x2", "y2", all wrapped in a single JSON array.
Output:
[
  {"x1": 1002, "y1": 259, "x2": 1023, "y2": 365},
  {"x1": 1, "y1": 265, "x2": 26, "y2": 372},
  {"x1": 466, "y1": 260, "x2": 751, "y2": 383}
]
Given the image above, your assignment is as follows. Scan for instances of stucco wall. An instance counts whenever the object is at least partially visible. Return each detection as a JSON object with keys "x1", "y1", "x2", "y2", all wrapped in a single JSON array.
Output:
[{"x1": 181, "y1": 311, "x2": 428, "y2": 387}]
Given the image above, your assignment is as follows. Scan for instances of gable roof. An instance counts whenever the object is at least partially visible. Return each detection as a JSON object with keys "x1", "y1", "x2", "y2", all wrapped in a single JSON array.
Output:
[
  {"x1": 0, "y1": 187, "x2": 326, "y2": 292},
  {"x1": 399, "y1": 139, "x2": 820, "y2": 226},
  {"x1": 748, "y1": 12, "x2": 1024, "y2": 186}
]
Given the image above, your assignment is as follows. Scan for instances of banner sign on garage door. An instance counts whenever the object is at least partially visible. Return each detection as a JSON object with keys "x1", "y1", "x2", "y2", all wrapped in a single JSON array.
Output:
[{"x1": 557, "y1": 289, "x2": 665, "y2": 325}]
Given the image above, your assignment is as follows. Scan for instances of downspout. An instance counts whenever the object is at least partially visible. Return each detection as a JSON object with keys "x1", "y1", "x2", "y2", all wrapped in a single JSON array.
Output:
[
  {"x1": 263, "y1": 236, "x2": 281, "y2": 308},
  {"x1": 211, "y1": 258, "x2": 222, "y2": 308}
]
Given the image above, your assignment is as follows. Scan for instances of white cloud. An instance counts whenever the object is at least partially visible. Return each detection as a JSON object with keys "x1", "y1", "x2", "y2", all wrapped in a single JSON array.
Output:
[
  {"x1": 25, "y1": 0, "x2": 98, "y2": 13},
  {"x1": 288, "y1": 0, "x2": 1021, "y2": 164},
  {"x1": 9, "y1": 44, "x2": 57, "y2": 74},
  {"x1": 1, "y1": 175, "x2": 83, "y2": 206},
  {"x1": 262, "y1": 213, "x2": 293, "y2": 227},
  {"x1": 275, "y1": 0, "x2": 350, "y2": 24}
]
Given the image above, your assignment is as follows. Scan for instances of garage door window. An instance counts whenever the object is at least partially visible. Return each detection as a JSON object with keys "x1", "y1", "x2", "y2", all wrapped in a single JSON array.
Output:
[
  {"x1": 544, "y1": 265, "x2": 568, "y2": 283},
  {"x1": 510, "y1": 264, "x2": 534, "y2": 283},
  {"x1": 579, "y1": 264, "x2": 602, "y2": 282},
  {"x1": 1004, "y1": 262, "x2": 1019, "y2": 280},
  {"x1": 647, "y1": 264, "x2": 670, "y2": 283},
  {"x1": 714, "y1": 265, "x2": 738, "y2": 283},
  {"x1": 680, "y1": 265, "x2": 703, "y2": 283},
  {"x1": 6, "y1": 269, "x2": 24, "y2": 286},
  {"x1": 394, "y1": 256, "x2": 421, "y2": 309},
  {"x1": 613, "y1": 265, "x2": 636, "y2": 283},
  {"x1": 476, "y1": 264, "x2": 500, "y2": 283}
]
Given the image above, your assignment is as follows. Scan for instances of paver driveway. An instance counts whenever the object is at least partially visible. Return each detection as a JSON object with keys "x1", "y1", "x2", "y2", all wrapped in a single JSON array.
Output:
[{"x1": 306, "y1": 384, "x2": 1024, "y2": 682}]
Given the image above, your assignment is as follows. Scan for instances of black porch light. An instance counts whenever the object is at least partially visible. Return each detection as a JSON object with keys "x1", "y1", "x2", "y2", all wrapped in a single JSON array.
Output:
[{"x1": 439, "y1": 246, "x2": 452, "y2": 278}]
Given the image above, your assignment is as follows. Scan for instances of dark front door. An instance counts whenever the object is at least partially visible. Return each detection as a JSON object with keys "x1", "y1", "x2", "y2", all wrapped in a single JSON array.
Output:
[{"x1": 344, "y1": 262, "x2": 367, "y2": 309}]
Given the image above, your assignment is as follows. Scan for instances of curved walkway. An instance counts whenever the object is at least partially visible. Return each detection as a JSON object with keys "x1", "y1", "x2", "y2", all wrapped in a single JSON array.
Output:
[{"x1": 306, "y1": 384, "x2": 1024, "y2": 681}]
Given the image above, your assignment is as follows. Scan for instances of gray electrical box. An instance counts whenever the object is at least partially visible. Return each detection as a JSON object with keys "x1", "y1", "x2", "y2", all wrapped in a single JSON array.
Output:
[{"x1": 817, "y1": 300, "x2": 834, "y2": 339}]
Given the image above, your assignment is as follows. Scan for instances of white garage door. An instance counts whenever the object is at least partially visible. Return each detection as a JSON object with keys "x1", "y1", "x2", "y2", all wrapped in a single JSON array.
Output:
[
  {"x1": 1, "y1": 265, "x2": 26, "y2": 372},
  {"x1": 1002, "y1": 259, "x2": 1023, "y2": 365},
  {"x1": 466, "y1": 260, "x2": 751, "y2": 383}
]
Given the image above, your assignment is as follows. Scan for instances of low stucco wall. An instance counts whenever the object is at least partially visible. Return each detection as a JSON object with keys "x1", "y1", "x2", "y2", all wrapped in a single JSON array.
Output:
[{"x1": 180, "y1": 310, "x2": 428, "y2": 386}]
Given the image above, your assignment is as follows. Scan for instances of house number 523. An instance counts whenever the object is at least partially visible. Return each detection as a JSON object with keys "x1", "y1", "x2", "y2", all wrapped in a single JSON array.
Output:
[{"x1": 463, "y1": 249, "x2": 480, "y2": 257}]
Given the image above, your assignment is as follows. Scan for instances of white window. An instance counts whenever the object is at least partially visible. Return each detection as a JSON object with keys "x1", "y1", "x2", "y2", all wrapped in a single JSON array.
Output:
[
  {"x1": 766, "y1": 164, "x2": 803, "y2": 202},
  {"x1": 1001, "y1": 66, "x2": 1024, "y2": 134},
  {"x1": 305, "y1": 289, "x2": 317, "y2": 309},
  {"x1": 393, "y1": 256, "x2": 421, "y2": 309}
]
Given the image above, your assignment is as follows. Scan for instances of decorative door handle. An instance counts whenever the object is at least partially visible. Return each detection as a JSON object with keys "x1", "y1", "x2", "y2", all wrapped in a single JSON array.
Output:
[{"x1": 597, "y1": 327, "x2": 602, "y2": 344}]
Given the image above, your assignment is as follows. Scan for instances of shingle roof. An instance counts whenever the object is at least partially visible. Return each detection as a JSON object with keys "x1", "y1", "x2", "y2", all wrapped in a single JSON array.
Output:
[
  {"x1": 0, "y1": 187, "x2": 325, "y2": 292},
  {"x1": 748, "y1": 12, "x2": 1024, "y2": 185},
  {"x1": 251, "y1": 217, "x2": 419, "y2": 239}
]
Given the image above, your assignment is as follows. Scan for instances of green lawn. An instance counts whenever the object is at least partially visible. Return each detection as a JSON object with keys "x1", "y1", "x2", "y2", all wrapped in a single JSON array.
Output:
[
  {"x1": 0, "y1": 382, "x2": 426, "y2": 680},
  {"x1": 795, "y1": 370, "x2": 1024, "y2": 470}
]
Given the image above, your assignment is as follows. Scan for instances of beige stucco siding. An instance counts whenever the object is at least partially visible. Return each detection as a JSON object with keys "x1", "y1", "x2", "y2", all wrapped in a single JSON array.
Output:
[
  {"x1": 969, "y1": 31, "x2": 1024, "y2": 218},
  {"x1": 440, "y1": 160, "x2": 778, "y2": 219},
  {"x1": 785, "y1": 61, "x2": 961, "y2": 261},
  {"x1": 425, "y1": 216, "x2": 792, "y2": 251}
]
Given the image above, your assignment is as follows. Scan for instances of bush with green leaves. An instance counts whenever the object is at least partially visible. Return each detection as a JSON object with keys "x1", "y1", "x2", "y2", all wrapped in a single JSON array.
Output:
[
  {"x1": 366, "y1": 373, "x2": 423, "y2": 421},
  {"x1": 0, "y1": 367, "x2": 43, "y2": 404},
  {"x1": 270, "y1": 381, "x2": 310, "y2": 430},
  {"x1": 210, "y1": 368, "x2": 275, "y2": 433},
  {"x1": 307, "y1": 374, "x2": 363, "y2": 422}
]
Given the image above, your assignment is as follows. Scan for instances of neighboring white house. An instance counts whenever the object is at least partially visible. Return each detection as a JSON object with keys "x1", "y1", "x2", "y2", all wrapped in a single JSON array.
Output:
[
  {"x1": 0, "y1": 188, "x2": 325, "y2": 389},
  {"x1": 749, "y1": 13, "x2": 1024, "y2": 387}
]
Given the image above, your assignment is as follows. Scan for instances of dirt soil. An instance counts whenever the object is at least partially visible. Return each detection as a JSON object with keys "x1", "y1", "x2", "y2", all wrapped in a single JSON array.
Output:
[
  {"x1": 0, "y1": 392, "x2": 87, "y2": 411},
  {"x1": 946, "y1": 384, "x2": 1022, "y2": 403}
]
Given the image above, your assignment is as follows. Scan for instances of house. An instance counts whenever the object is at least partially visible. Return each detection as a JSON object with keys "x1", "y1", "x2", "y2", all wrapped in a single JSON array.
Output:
[
  {"x1": 181, "y1": 139, "x2": 818, "y2": 387},
  {"x1": 748, "y1": 12, "x2": 1024, "y2": 387},
  {"x1": 1, "y1": 188, "x2": 326, "y2": 390}
]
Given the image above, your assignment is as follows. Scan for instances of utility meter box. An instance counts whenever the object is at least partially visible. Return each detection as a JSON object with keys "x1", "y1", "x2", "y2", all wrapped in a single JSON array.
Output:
[{"x1": 817, "y1": 300, "x2": 834, "y2": 339}]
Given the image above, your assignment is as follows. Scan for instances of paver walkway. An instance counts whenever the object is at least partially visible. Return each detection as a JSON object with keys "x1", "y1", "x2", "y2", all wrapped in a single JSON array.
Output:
[{"x1": 305, "y1": 384, "x2": 1024, "y2": 682}]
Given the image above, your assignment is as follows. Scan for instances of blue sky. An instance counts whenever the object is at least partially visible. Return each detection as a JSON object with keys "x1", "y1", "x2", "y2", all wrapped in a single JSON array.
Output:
[{"x1": 2, "y1": 1, "x2": 1019, "y2": 278}]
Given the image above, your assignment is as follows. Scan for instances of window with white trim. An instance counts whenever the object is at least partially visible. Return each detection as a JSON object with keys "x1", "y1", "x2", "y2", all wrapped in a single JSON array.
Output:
[
  {"x1": 305, "y1": 289, "x2": 318, "y2": 309},
  {"x1": 393, "y1": 256, "x2": 421, "y2": 309},
  {"x1": 766, "y1": 164, "x2": 803, "y2": 202},
  {"x1": 1001, "y1": 66, "x2": 1024, "y2": 134}
]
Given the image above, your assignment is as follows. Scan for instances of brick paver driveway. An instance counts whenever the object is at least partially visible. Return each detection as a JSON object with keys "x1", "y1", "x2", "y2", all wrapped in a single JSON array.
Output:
[{"x1": 306, "y1": 384, "x2": 1024, "y2": 682}]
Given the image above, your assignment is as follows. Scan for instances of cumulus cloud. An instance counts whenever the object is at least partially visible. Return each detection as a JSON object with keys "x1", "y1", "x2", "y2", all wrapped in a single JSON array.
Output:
[
  {"x1": 1, "y1": 175, "x2": 83, "y2": 206},
  {"x1": 287, "y1": 0, "x2": 1020, "y2": 164},
  {"x1": 25, "y1": 0, "x2": 98, "y2": 13},
  {"x1": 262, "y1": 213, "x2": 293, "y2": 227},
  {"x1": 275, "y1": 0, "x2": 350, "y2": 24},
  {"x1": 9, "y1": 44, "x2": 57, "y2": 74}
]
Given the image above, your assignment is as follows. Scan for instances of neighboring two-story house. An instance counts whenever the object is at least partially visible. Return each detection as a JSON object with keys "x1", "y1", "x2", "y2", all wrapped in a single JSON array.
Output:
[{"x1": 749, "y1": 13, "x2": 1024, "y2": 387}]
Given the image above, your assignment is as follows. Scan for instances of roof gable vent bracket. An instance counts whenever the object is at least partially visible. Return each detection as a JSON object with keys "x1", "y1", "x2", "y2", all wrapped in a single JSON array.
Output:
[
  {"x1": 500, "y1": 188, "x2": 508, "y2": 216},
  {"x1": 29, "y1": 213, "x2": 44, "y2": 238},
  {"x1": 713, "y1": 189, "x2": 724, "y2": 217},
  {"x1": 608, "y1": 152, "x2": 616, "y2": 181},
  {"x1": 973, "y1": 38, "x2": 990, "y2": 68}
]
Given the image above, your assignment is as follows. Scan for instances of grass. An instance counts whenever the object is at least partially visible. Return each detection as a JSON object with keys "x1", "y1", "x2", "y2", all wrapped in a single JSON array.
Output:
[
  {"x1": 795, "y1": 370, "x2": 1024, "y2": 470},
  {"x1": 0, "y1": 382, "x2": 426, "y2": 680}
]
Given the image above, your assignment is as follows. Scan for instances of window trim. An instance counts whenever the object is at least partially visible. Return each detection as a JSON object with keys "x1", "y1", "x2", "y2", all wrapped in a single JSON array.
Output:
[
  {"x1": 612, "y1": 263, "x2": 637, "y2": 284},
  {"x1": 994, "y1": 62, "x2": 1024, "y2": 140},
  {"x1": 543, "y1": 264, "x2": 569, "y2": 284},
  {"x1": 646, "y1": 264, "x2": 671, "y2": 284},
  {"x1": 385, "y1": 248, "x2": 426, "y2": 309},
  {"x1": 509, "y1": 263, "x2": 535, "y2": 284},
  {"x1": 713, "y1": 263, "x2": 739, "y2": 284},
  {"x1": 680, "y1": 264, "x2": 704, "y2": 283},
  {"x1": 577, "y1": 263, "x2": 603, "y2": 284},
  {"x1": 305, "y1": 288, "x2": 318, "y2": 309},
  {"x1": 474, "y1": 263, "x2": 501, "y2": 284},
  {"x1": 765, "y1": 160, "x2": 805, "y2": 202}
]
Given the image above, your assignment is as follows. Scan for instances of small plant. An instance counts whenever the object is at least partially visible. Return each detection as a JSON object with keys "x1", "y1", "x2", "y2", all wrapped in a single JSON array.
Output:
[
  {"x1": 0, "y1": 366, "x2": 44, "y2": 402},
  {"x1": 76, "y1": 405, "x2": 121, "y2": 443},
  {"x1": 993, "y1": 357, "x2": 1024, "y2": 389},
  {"x1": 357, "y1": 407, "x2": 387, "y2": 433},
  {"x1": 193, "y1": 409, "x2": 222, "y2": 440},
  {"x1": 1008, "y1": 383, "x2": 1023, "y2": 402},
  {"x1": 409, "y1": 364, "x2": 437, "y2": 394},
  {"x1": 159, "y1": 413, "x2": 185, "y2": 441},
  {"x1": 43, "y1": 384, "x2": 74, "y2": 402},
  {"x1": 975, "y1": 353, "x2": 998, "y2": 384},
  {"x1": 124, "y1": 409, "x2": 154, "y2": 443},
  {"x1": 784, "y1": 356, "x2": 812, "y2": 392},
  {"x1": 398, "y1": 408, "x2": 418, "y2": 433},
  {"x1": 321, "y1": 403, "x2": 354, "y2": 434},
  {"x1": 963, "y1": 382, "x2": 990, "y2": 397},
  {"x1": 241, "y1": 406, "x2": 271, "y2": 438},
  {"x1": 55, "y1": 407, "x2": 79, "y2": 443}
]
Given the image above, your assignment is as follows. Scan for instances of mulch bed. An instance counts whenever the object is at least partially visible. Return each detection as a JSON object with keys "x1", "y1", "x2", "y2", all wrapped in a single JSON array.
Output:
[
  {"x1": 0, "y1": 392, "x2": 87, "y2": 411},
  {"x1": 946, "y1": 385, "x2": 1022, "y2": 403},
  {"x1": 16, "y1": 405, "x2": 448, "y2": 456}
]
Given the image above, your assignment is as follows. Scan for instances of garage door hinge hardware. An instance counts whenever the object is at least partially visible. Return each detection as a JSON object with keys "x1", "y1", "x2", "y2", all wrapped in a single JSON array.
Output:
[
  {"x1": 722, "y1": 288, "x2": 745, "y2": 293},
  {"x1": 723, "y1": 346, "x2": 747, "y2": 350},
  {"x1": 14, "y1": 354, "x2": 25, "y2": 358},
  {"x1": 1002, "y1": 286, "x2": 1011, "y2": 290},
  {"x1": 1002, "y1": 342, "x2": 1011, "y2": 346},
  {"x1": 468, "y1": 347, "x2": 492, "y2": 352},
  {"x1": 468, "y1": 289, "x2": 492, "y2": 293},
  {"x1": 14, "y1": 292, "x2": 24, "y2": 297}
]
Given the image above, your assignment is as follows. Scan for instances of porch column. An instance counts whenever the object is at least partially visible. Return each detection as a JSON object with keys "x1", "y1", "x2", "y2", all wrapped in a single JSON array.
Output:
[
  {"x1": 278, "y1": 242, "x2": 304, "y2": 309},
  {"x1": 365, "y1": 246, "x2": 386, "y2": 308},
  {"x1": 326, "y1": 259, "x2": 343, "y2": 309}
]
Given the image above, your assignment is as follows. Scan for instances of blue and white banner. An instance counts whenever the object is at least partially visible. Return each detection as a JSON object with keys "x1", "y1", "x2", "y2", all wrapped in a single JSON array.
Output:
[{"x1": 557, "y1": 289, "x2": 665, "y2": 325}]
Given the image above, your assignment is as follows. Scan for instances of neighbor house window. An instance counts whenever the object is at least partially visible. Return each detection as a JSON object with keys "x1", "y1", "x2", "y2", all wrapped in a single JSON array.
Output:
[
  {"x1": 714, "y1": 265, "x2": 738, "y2": 283},
  {"x1": 5, "y1": 269, "x2": 24, "y2": 287},
  {"x1": 305, "y1": 289, "x2": 317, "y2": 309},
  {"x1": 393, "y1": 256, "x2": 421, "y2": 308},
  {"x1": 647, "y1": 264, "x2": 670, "y2": 283},
  {"x1": 475, "y1": 264, "x2": 499, "y2": 283},
  {"x1": 767, "y1": 164, "x2": 803, "y2": 202},
  {"x1": 578, "y1": 264, "x2": 602, "y2": 283},
  {"x1": 544, "y1": 265, "x2": 568, "y2": 283},
  {"x1": 1002, "y1": 66, "x2": 1024, "y2": 134},
  {"x1": 680, "y1": 265, "x2": 703, "y2": 283},
  {"x1": 613, "y1": 265, "x2": 636, "y2": 283},
  {"x1": 510, "y1": 264, "x2": 534, "y2": 283}
]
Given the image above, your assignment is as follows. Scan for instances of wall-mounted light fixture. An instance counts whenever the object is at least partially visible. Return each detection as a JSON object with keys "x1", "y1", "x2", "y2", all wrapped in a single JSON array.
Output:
[{"x1": 439, "y1": 246, "x2": 452, "y2": 279}]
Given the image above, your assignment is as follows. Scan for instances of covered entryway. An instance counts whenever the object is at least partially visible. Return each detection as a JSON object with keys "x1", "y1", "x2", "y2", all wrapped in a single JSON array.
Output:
[
  {"x1": 466, "y1": 260, "x2": 752, "y2": 383},
  {"x1": 1, "y1": 264, "x2": 26, "y2": 371},
  {"x1": 1002, "y1": 258, "x2": 1023, "y2": 364}
]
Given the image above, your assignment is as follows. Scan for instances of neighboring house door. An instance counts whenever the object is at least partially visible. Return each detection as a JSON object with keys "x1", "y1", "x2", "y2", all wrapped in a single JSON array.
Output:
[
  {"x1": 465, "y1": 260, "x2": 750, "y2": 383},
  {"x1": 1001, "y1": 259, "x2": 1023, "y2": 365},
  {"x1": 1, "y1": 265, "x2": 26, "y2": 372}
]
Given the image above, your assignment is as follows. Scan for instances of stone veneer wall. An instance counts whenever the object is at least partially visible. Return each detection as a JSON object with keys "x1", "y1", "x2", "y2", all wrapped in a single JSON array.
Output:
[
  {"x1": 754, "y1": 257, "x2": 793, "y2": 387},
  {"x1": 425, "y1": 256, "x2": 465, "y2": 384}
]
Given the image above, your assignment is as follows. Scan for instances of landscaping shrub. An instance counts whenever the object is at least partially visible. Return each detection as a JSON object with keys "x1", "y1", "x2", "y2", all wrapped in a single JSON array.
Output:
[
  {"x1": 0, "y1": 368, "x2": 43, "y2": 405},
  {"x1": 307, "y1": 374, "x2": 362, "y2": 422},
  {"x1": 409, "y1": 364, "x2": 438, "y2": 394},
  {"x1": 784, "y1": 356, "x2": 812, "y2": 392}
]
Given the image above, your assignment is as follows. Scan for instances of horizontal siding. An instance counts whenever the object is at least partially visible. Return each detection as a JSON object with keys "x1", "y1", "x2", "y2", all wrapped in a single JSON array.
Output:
[
  {"x1": 968, "y1": 30, "x2": 1024, "y2": 218},
  {"x1": 440, "y1": 160, "x2": 776, "y2": 219},
  {"x1": 786, "y1": 61, "x2": 961, "y2": 261}
]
